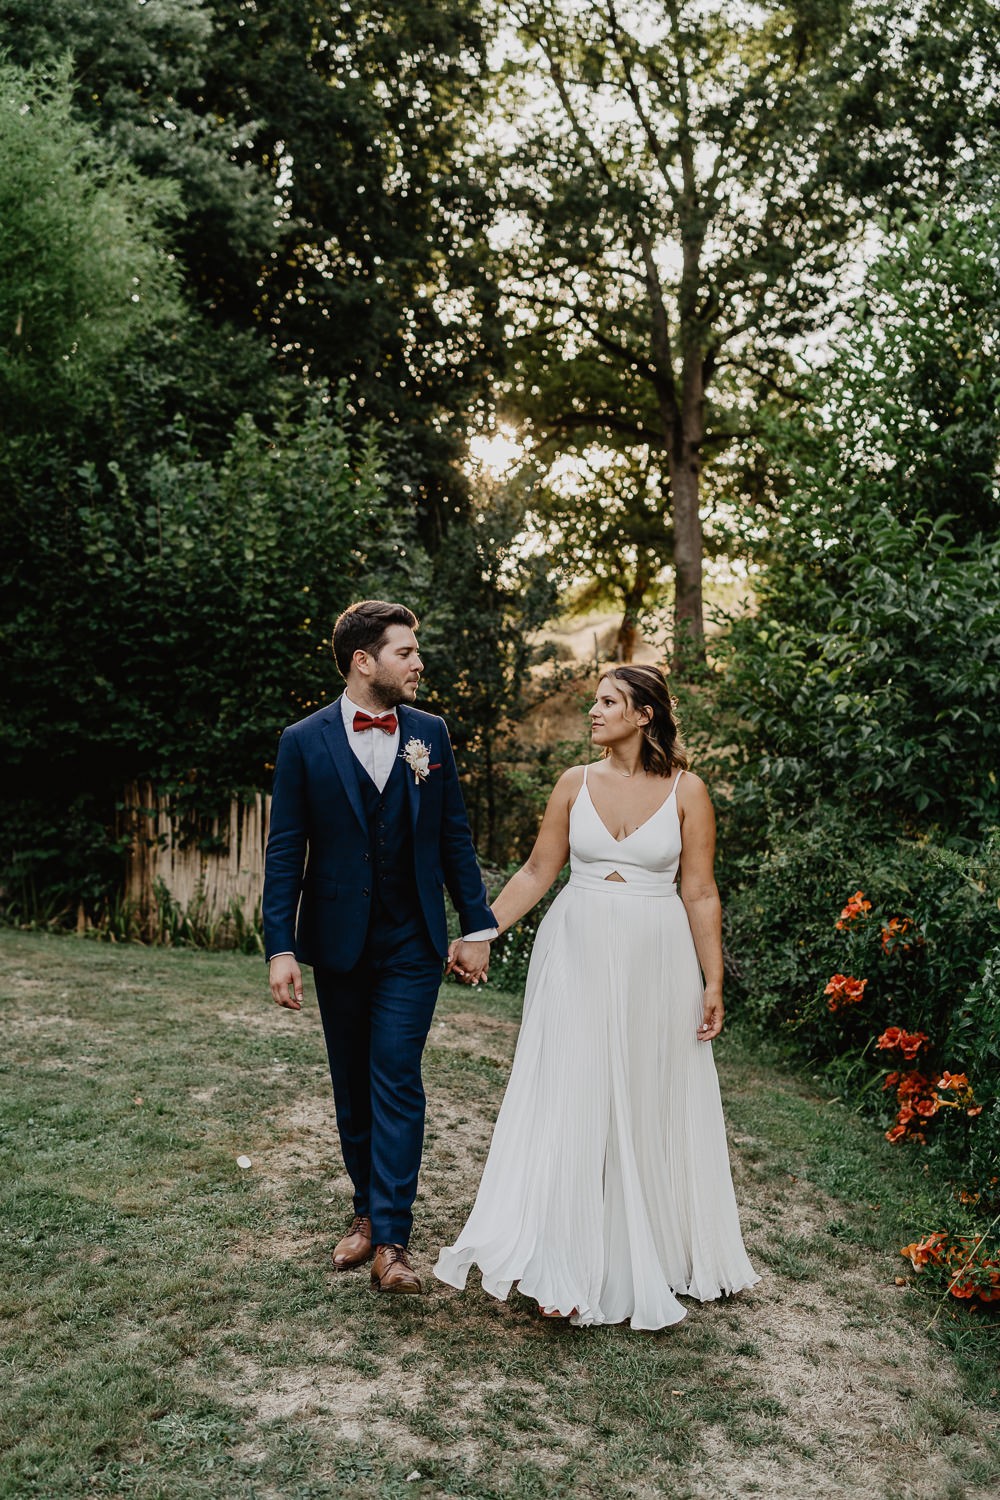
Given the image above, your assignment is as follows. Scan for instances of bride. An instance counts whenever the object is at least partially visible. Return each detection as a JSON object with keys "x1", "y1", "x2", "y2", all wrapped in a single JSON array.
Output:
[{"x1": 435, "y1": 663, "x2": 759, "y2": 1329}]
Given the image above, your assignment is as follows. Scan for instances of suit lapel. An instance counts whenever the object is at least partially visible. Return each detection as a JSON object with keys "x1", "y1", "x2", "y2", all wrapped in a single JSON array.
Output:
[
  {"x1": 320, "y1": 698, "x2": 368, "y2": 834},
  {"x1": 397, "y1": 705, "x2": 423, "y2": 835}
]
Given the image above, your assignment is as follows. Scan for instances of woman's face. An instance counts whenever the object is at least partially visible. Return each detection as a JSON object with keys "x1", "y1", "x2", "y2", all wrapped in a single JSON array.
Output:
[{"x1": 588, "y1": 676, "x2": 646, "y2": 748}]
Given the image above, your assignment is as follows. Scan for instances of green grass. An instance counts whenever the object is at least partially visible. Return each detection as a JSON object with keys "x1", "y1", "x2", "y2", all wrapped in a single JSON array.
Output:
[{"x1": 1, "y1": 930, "x2": 998, "y2": 1500}]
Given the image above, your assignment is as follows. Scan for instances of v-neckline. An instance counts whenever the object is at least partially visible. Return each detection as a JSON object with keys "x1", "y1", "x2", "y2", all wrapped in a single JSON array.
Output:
[{"x1": 582, "y1": 775, "x2": 679, "y2": 845}]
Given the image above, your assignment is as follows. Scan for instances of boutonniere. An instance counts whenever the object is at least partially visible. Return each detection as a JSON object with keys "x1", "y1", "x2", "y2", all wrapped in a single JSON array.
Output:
[{"x1": 401, "y1": 738, "x2": 433, "y2": 784}]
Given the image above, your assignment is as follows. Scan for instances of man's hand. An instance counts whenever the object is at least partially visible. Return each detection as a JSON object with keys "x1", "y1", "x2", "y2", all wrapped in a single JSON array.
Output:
[
  {"x1": 270, "y1": 955, "x2": 304, "y2": 1011},
  {"x1": 446, "y1": 938, "x2": 491, "y2": 986}
]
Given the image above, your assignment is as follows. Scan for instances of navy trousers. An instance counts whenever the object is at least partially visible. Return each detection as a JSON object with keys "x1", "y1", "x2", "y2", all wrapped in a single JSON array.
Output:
[{"x1": 313, "y1": 900, "x2": 442, "y2": 1247}]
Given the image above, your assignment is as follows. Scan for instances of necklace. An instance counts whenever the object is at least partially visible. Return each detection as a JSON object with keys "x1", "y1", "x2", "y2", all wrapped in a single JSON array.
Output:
[{"x1": 608, "y1": 759, "x2": 641, "y2": 779}]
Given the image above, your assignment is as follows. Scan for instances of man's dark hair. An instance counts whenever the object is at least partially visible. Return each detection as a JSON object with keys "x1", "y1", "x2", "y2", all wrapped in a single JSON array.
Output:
[{"x1": 332, "y1": 600, "x2": 418, "y2": 679}]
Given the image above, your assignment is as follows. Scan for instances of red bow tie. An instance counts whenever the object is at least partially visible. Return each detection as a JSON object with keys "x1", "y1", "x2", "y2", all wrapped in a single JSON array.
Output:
[{"x1": 353, "y1": 710, "x2": 398, "y2": 734}]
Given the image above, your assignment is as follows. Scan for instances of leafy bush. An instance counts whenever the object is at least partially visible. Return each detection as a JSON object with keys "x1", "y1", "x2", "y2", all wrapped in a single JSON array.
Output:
[
  {"x1": 0, "y1": 393, "x2": 415, "y2": 917},
  {"x1": 712, "y1": 199, "x2": 1000, "y2": 844},
  {"x1": 710, "y1": 195, "x2": 1000, "y2": 1279}
]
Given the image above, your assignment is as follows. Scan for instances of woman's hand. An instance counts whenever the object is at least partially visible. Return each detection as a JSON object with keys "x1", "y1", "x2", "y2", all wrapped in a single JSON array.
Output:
[
  {"x1": 446, "y1": 938, "x2": 490, "y2": 985},
  {"x1": 698, "y1": 989, "x2": 724, "y2": 1041}
]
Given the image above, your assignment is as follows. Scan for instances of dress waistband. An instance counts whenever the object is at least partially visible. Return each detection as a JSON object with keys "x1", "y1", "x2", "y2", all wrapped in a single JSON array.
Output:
[{"x1": 568, "y1": 872, "x2": 678, "y2": 898}]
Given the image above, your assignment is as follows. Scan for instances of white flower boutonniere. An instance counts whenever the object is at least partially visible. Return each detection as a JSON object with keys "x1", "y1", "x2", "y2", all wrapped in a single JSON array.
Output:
[{"x1": 402, "y1": 737, "x2": 432, "y2": 784}]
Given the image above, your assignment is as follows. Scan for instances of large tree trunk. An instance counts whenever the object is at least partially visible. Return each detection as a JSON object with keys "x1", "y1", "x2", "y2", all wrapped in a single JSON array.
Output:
[
  {"x1": 616, "y1": 611, "x2": 637, "y2": 661},
  {"x1": 670, "y1": 444, "x2": 705, "y2": 673},
  {"x1": 638, "y1": 215, "x2": 707, "y2": 676},
  {"x1": 670, "y1": 265, "x2": 708, "y2": 674}
]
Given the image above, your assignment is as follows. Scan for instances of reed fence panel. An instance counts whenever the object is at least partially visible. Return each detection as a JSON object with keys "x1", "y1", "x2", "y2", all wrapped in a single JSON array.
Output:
[{"x1": 120, "y1": 783, "x2": 270, "y2": 937}]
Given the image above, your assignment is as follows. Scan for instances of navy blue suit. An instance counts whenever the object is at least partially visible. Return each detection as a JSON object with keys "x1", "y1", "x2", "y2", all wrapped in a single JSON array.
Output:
[{"x1": 262, "y1": 696, "x2": 494, "y2": 1245}]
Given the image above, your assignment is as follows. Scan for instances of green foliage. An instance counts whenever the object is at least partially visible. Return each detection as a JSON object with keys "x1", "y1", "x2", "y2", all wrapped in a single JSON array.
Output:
[
  {"x1": 711, "y1": 192, "x2": 1000, "y2": 1232},
  {"x1": 950, "y1": 949, "x2": 1000, "y2": 1197},
  {"x1": 0, "y1": 58, "x2": 182, "y2": 431},
  {"x1": 416, "y1": 474, "x2": 565, "y2": 860},
  {"x1": 720, "y1": 510, "x2": 1000, "y2": 831},
  {"x1": 0, "y1": 393, "x2": 417, "y2": 914},
  {"x1": 0, "y1": 0, "x2": 505, "y2": 541},
  {"x1": 724, "y1": 808, "x2": 1000, "y2": 1199},
  {"x1": 497, "y1": 0, "x2": 1000, "y2": 654},
  {"x1": 715, "y1": 201, "x2": 1000, "y2": 836}
]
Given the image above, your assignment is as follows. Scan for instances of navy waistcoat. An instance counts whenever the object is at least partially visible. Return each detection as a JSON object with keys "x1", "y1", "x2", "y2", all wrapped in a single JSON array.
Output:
[{"x1": 353, "y1": 750, "x2": 421, "y2": 922}]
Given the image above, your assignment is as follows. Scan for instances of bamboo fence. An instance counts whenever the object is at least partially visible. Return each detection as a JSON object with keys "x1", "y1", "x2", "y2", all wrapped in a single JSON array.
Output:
[{"x1": 120, "y1": 782, "x2": 270, "y2": 937}]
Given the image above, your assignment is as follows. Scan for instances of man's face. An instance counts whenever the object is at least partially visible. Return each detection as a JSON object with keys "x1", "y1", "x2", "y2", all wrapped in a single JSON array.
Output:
[{"x1": 364, "y1": 625, "x2": 423, "y2": 708}]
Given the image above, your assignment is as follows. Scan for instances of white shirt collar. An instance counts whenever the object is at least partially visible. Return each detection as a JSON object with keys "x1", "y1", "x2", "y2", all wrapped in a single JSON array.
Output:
[{"x1": 341, "y1": 690, "x2": 401, "y2": 724}]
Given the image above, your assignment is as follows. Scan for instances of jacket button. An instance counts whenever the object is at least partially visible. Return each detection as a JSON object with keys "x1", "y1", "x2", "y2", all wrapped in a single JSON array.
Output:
[{"x1": 362, "y1": 888, "x2": 370, "y2": 898}]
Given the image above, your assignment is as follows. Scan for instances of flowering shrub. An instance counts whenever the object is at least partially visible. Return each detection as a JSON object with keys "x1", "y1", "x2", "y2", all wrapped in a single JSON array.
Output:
[
  {"x1": 900, "y1": 1229, "x2": 1000, "y2": 1306},
  {"x1": 876, "y1": 1026, "x2": 929, "y2": 1063},
  {"x1": 836, "y1": 891, "x2": 872, "y2": 930},
  {"x1": 721, "y1": 814, "x2": 1000, "y2": 1293},
  {"x1": 824, "y1": 973, "x2": 867, "y2": 1011},
  {"x1": 809, "y1": 885, "x2": 999, "y2": 1310},
  {"x1": 880, "y1": 916, "x2": 921, "y2": 956},
  {"x1": 879, "y1": 1053, "x2": 982, "y2": 1146}
]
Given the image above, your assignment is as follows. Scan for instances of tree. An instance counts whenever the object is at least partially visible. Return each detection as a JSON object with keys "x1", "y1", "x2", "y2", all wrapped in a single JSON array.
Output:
[
  {"x1": 0, "y1": 0, "x2": 507, "y2": 543},
  {"x1": 529, "y1": 449, "x2": 673, "y2": 659},
  {"x1": 0, "y1": 58, "x2": 183, "y2": 436},
  {"x1": 713, "y1": 195, "x2": 1000, "y2": 838},
  {"x1": 494, "y1": 0, "x2": 1000, "y2": 668},
  {"x1": 418, "y1": 472, "x2": 561, "y2": 858},
  {"x1": 0, "y1": 392, "x2": 415, "y2": 915},
  {"x1": 196, "y1": 0, "x2": 503, "y2": 543}
]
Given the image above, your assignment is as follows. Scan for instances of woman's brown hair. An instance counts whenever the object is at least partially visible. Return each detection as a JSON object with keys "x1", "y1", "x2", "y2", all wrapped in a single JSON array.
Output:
[{"x1": 600, "y1": 664, "x2": 689, "y2": 778}]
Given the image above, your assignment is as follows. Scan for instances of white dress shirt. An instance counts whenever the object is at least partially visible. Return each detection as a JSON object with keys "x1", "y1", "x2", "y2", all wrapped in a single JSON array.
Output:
[
  {"x1": 269, "y1": 693, "x2": 496, "y2": 956},
  {"x1": 341, "y1": 691, "x2": 400, "y2": 791}
]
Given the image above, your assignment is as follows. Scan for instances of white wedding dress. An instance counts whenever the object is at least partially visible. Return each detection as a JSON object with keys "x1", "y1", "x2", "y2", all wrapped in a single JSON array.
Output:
[{"x1": 434, "y1": 766, "x2": 760, "y2": 1329}]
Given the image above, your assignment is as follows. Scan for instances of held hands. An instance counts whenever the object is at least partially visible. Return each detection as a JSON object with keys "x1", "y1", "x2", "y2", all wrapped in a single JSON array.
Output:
[
  {"x1": 698, "y1": 989, "x2": 724, "y2": 1042},
  {"x1": 446, "y1": 938, "x2": 491, "y2": 986},
  {"x1": 270, "y1": 955, "x2": 304, "y2": 1011}
]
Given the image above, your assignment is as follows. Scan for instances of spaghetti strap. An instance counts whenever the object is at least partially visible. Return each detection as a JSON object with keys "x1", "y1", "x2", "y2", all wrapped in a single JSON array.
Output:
[
  {"x1": 582, "y1": 764, "x2": 589, "y2": 785},
  {"x1": 668, "y1": 767, "x2": 685, "y2": 800}
]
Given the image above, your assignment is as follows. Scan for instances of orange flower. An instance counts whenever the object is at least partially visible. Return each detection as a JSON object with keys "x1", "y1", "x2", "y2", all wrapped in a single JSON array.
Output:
[
  {"x1": 836, "y1": 891, "x2": 872, "y2": 929},
  {"x1": 824, "y1": 974, "x2": 868, "y2": 1012},
  {"x1": 882, "y1": 1071, "x2": 900, "y2": 1091},
  {"x1": 885, "y1": 1124, "x2": 907, "y2": 1143},
  {"x1": 900, "y1": 1232, "x2": 947, "y2": 1267},
  {"x1": 897, "y1": 1105, "x2": 915, "y2": 1126},
  {"x1": 896, "y1": 1071, "x2": 929, "y2": 1099},
  {"x1": 937, "y1": 1072, "x2": 970, "y2": 1091},
  {"x1": 967, "y1": 1105, "x2": 983, "y2": 1117},
  {"x1": 899, "y1": 1030, "x2": 929, "y2": 1060},
  {"x1": 879, "y1": 916, "x2": 918, "y2": 954},
  {"x1": 877, "y1": 1027, "x2": 904, "y2": 1050},
  {"x1": 915, "y1": 1097, "x2": 940, "y2": 1118}
]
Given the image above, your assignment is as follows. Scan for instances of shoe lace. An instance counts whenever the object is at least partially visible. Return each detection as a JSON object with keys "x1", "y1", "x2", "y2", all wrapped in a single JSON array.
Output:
[{"x1": 378, "y1": 1243, "x2": 410, "y2": 1267}]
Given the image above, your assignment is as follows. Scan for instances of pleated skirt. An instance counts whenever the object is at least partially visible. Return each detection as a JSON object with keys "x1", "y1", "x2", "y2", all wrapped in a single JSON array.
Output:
[{"x1": 433, "y1": 882, "x2": 760, "y2": 1330}]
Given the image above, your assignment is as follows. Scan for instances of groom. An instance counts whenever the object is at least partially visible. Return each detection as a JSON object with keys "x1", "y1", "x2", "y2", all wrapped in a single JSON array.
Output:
[{"x1": 263, "y1": 600, "x2": 495, "y2": 1292}]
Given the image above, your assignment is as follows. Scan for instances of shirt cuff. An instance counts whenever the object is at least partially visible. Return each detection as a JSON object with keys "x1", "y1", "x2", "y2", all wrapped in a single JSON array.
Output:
[
  {"x1": 268, "y1": 951, "x2": 295, "y2": 961},
  {"x1": 462, "y1": 928, "x2": 499, "y2": 942}
]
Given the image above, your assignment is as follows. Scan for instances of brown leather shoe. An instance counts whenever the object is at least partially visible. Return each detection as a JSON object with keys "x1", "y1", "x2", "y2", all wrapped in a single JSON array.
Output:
[
  {"x1": 331, "y1": 1214, "x2": 373, "y2": 1271},
  {"x1": 370, "y1": 1243, "x2": 422, "y2": 1294}
]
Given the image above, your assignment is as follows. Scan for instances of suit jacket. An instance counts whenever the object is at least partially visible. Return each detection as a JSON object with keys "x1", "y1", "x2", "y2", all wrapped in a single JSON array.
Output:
[{"x1": 262, "y1": 697, "x2": 494, "y2": 971}]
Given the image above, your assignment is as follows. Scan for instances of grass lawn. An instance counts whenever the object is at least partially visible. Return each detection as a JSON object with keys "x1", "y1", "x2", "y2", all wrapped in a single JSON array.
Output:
[{"x1": 1, "y1": 930, "x2": 998, "y2": 1500}]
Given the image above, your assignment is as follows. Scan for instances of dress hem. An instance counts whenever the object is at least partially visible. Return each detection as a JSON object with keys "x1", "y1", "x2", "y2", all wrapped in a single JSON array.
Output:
[{"x1": 433, "y1": 1251, "x2": 760, "y2": 1331}]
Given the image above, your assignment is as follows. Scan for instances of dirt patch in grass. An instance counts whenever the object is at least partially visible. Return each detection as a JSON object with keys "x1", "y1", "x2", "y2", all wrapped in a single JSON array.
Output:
[
  {"x1": 2, "y1": 934, "x2": 996, "y2": 1500},
  {"x1": 219, "y1": 996, "x2": 999, "y2": 1499}
]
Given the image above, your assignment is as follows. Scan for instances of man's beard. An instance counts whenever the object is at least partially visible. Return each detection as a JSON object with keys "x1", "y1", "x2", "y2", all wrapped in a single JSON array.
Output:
[{"x1": 368, "y1": 667, "x2": 416, "y2": 711}]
